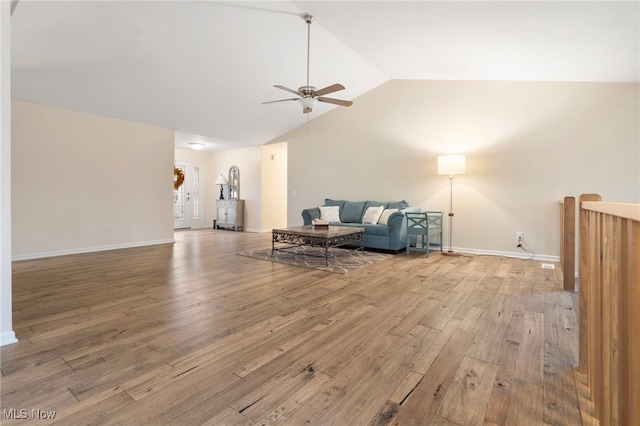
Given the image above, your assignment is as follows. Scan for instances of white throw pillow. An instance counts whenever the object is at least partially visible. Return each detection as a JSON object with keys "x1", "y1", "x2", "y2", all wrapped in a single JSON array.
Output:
[
  {"x1": 319, "y1": 206, "x2": 341, "y2": 223},
  {"x1": 362, "y1": 206, "x2": 385, "y2": 224},
  {"x1": 377, "y1": 208, "x2": 398, "y2": 225}
]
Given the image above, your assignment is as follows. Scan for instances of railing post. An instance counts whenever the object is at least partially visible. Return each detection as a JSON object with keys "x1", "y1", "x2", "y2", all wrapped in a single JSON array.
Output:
[
  {"x1": 578, "y1": 194, "x2": 601, "y2": 379},
  {"x1": 560, "y1": 196, "x2": 576, "y2": 291},
  {"x1": 621, "y1": 217, "x2": 639, "y2": 425}
]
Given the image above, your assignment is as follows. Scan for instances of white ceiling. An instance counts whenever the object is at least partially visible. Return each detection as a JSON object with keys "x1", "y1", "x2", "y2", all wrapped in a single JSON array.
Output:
[{"x1": 10, "y1": 1, "x2": 639, "y2": 152}]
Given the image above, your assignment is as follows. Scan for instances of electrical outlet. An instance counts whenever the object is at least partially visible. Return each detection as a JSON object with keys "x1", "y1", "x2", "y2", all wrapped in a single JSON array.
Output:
[
  {"x1": 516, "y1": 232, "x2": 523, "y2": 244},
  {"x1": 107, "y1": 227, "x2": 115, "y2": 235}
]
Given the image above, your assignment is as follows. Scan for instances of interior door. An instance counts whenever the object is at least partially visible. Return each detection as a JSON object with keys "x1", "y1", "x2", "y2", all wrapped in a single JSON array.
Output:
[{"x1": 174, "y1": 161, "x2": 203, "y2": 229}]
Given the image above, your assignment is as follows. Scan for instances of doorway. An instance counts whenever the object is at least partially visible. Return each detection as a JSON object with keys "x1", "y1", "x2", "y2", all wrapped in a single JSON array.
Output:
[{"x1": 174, "y1": 160, "x2": 203, "y2": 229}]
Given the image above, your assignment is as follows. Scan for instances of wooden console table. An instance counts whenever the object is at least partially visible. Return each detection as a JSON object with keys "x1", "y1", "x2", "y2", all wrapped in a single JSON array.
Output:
[{"x1": 216, "y1": 199, "x2": 244, "y2": 231}]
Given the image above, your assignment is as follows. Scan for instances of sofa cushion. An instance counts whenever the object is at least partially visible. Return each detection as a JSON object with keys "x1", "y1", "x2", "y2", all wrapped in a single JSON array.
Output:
[
  {"x1": 387, "y1": 200, "x2": 410, "y2": 210},
  {"x1": 378, "y1": 208, "x2": 398, "y2": 225},
  {"x1": 361, "y1": 223, "x2": 390, "y2": 237},
  {"x1": 333, "y1": 222, "x2": 389, "y2": 237},
  {"x1": 363, "y1": 201, "x2": 386, "y2": 211},
  {"x1": 324, "y1": 199, "x2": 346, "y2": 209},
  {"x1": 362, "y1": 206, "x2": 384, "y2": 224},
  {"x1": 341, "y1": 201, "x2": 366, "y2": 223},
  {"x1": 319, "y1": 206, "x2": 341, "y2": 223}
]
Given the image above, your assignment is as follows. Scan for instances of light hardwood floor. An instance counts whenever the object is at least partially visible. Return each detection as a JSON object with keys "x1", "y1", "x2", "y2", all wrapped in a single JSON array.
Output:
[{"x1": 2, "y1": 229, "x2": 583, "y2": 425}]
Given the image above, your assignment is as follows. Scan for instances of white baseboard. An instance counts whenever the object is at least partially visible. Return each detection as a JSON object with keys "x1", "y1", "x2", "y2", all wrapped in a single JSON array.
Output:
[
  {"x1": 11, "y1": 239, "x2": 560, "y2": 263},
  {"x1": 452, "y1": 246, "x2": 560, "y2": 262},
  {"x1": 216, "y1": 227, "x2": 270, "y2": 233},
  {"x1": 248, "y1": 228, "x2": 273, "y2": 233},
  {"x1": 0, "y1": 331, "x2": 18, "y2": 347},
  {"x1": 12, "y1": 239, "x2": 175, "y2": 261}
]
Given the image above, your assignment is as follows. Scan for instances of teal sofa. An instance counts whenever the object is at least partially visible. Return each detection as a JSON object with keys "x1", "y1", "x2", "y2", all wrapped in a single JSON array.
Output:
[{"x1": 301, "y1": 199, "x2": 420, "y2": 252}]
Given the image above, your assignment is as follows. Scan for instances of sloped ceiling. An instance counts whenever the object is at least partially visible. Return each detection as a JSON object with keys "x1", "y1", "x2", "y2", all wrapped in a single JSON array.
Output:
[{"x1": 10, "y1": 1, "x2": 639, "y2": 152}]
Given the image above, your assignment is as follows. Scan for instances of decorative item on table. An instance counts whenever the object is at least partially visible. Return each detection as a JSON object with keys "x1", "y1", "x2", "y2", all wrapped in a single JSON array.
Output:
[
  {"x1": 312, "y1": 218, "x2": 329, "y2": 230},
  {"x1": 215, "y1": 174, "x2": 228, "y2": 200}
]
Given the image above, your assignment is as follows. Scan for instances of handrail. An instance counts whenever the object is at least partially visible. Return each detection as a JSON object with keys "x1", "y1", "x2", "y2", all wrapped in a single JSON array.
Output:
[
  {"x1": 577, "y1": 194, "x2": 639, "y2": 425},
  {"x1": 581, "y1": 201, "x2": 640, "y2": 221}
]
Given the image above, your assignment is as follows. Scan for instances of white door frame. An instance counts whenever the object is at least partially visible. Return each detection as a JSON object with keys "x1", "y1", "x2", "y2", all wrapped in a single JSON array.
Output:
[{"x1": 174, "y1": 160, "x2": 203, "y2": 229}]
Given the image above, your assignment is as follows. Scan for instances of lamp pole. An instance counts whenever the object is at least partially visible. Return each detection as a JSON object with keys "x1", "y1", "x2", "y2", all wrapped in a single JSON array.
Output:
[
  {"x1": 437, "y1": 154, "x2": 465, "y2": 257},
  {"x1": 448, "y1": 174, "x2": 454, "y2": 253}
]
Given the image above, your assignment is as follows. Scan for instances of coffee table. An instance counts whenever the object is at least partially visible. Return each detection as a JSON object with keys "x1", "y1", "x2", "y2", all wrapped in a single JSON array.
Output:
[{"x1": 271, "y1": 225, "x2": 365, "y2": 266}]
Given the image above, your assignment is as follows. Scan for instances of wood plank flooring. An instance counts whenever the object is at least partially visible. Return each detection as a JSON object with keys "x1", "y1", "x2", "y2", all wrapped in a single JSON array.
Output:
[{"x1": 1, "y1": 230, "x2": 584, "y2": 425}]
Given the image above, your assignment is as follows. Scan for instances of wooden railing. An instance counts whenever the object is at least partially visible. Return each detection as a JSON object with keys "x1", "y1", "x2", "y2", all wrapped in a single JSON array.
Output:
[
  {"x1": 559, "y1": 196, "x2": 576, "y2": 291},
  {"x1": 577, "y1": 194, "x2": 639, "y2": 425}
]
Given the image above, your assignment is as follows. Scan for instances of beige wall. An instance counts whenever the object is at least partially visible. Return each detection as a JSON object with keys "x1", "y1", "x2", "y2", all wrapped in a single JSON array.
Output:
[
  {"x1": 11, "y1": 99, "x2": 286, "y2": 259},
  {"x1": 276, "y1": 80, "x2": 640, "y2": 258},
  {"x1": 211, "y1": 146, "x2": 263, "y2": 232},
  {"x1": 260, "y1": 143, "x2": 288, "y2": 231},
  {"x1": 10, "y1": 81, "x2": 639, "y2": 259},
  {"x1": 12, "y1": 100, "x2": 175, "y2": 259}
]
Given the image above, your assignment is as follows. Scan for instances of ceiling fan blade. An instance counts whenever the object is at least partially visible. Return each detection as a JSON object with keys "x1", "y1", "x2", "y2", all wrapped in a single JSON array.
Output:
[
  {"x1": 314, "y1": 83, "x2": 345, "y2": 97},
  {"x1": 274, "y1": 85, "x2": 302, "y2": 96},
  {"x1": 317, "y1": 97, "x2": 353, "y2": 107},
  {"x1": 263, "y1": 98, "x2": 299, "y2": 104}
]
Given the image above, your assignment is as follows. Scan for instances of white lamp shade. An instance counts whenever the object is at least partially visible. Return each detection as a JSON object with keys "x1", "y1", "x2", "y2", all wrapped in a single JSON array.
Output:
[
  {"x1": 438, "y1": 155, "x2": 466, "y2": 175},
  {"x1": 215, "y1": 175, "x2": 228, "y2": 185}
]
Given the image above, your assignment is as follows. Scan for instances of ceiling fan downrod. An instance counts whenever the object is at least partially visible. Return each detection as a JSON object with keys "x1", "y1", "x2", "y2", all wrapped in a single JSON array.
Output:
[{"x1": 304, "y1": 14, "x2": 313, "y2": 88}]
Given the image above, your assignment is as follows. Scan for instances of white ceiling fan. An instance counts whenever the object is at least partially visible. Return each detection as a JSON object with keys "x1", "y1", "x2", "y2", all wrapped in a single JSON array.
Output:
[{"x1": 263, "y1": 14, "x2": 353, "y2": 114}]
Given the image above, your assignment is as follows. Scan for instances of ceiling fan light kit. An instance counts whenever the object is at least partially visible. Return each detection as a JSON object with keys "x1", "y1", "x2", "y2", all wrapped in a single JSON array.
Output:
[{"x1": 263, "y1": 14, "x2": 353, "y2": 114}]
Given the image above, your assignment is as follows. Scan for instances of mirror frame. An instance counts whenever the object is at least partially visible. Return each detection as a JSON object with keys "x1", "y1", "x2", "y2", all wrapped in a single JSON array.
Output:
[{"x1": 228, "y1": 165, "x2": 240, "y2": 199}]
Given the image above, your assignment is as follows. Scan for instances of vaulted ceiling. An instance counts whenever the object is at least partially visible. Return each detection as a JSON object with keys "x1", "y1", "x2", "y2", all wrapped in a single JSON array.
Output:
[{"x1": 10, "y1": 1, "x2": 639, "y2": 152}]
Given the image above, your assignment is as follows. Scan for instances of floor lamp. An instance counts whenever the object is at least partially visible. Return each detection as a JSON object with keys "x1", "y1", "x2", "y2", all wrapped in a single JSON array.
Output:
[
  {"x1": 438, "y1": 155, "x2": 466, "y2": 256},
  {"x1": 215, "y1": 174, "x2": 227, "y2": 200}
]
